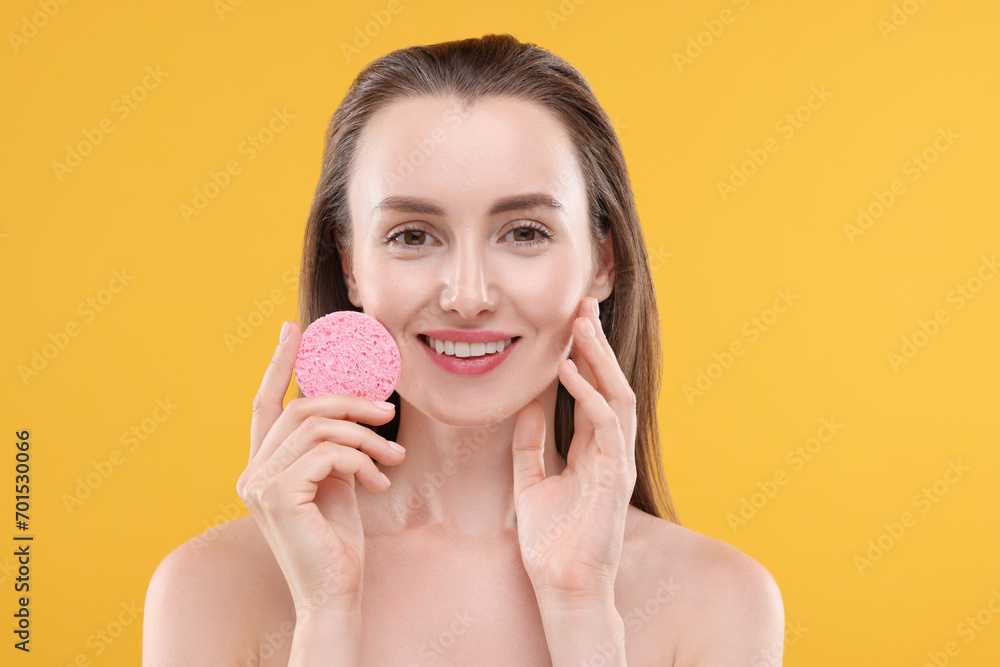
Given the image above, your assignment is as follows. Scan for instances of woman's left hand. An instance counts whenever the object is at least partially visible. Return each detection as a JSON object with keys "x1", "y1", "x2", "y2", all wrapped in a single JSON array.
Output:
[{"x1": 512, "y1": 296, "x2": 638, "y2": 605}]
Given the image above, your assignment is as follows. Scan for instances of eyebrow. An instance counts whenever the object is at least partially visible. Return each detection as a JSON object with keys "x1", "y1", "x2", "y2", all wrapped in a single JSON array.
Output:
[{"x1": 372, "y1": 193, "x2": 564, "y2": 217}]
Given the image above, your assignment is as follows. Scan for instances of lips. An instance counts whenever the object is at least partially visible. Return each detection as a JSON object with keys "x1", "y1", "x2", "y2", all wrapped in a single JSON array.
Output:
[
  {"x1": 421, "y1": 335, "x2": 515, "y2": 358},
  {"x1": 417, "y1": 333, "x2": 520, "y2": 376}
]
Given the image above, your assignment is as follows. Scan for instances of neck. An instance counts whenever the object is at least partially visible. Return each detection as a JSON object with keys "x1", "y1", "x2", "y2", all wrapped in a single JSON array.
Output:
[{"x1": 358, "y1": 380, "x2": 566, "y2": 539}]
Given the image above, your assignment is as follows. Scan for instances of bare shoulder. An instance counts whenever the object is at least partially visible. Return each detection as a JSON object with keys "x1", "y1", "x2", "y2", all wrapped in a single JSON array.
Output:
[
  {"x1": 143, "y1": 515, "x2": 290, "y2": 666},
  {"x1": 622, "y1": 507, "x2": 785, "y2": 667}
]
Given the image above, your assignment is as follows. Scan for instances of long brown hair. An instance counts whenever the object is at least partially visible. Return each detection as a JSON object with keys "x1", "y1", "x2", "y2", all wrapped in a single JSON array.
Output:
[{"x1": 298, "y1": 33, "x2": 679, "y2": 524}]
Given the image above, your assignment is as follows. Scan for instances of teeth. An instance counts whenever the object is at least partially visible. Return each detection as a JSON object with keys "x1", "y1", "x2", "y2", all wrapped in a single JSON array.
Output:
[{"x1": 426, "y1": 336, "x2": 513, "y2": 357}]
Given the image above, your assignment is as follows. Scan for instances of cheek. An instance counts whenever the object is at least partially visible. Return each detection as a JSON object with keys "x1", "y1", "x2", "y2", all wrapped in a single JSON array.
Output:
[
  {"x1": 512, "y1": 278, "x2": 583, "y2": 359},
  {"x1": 353, "y1": 262, "x2": 420, "y2": 335},
  {"x1": 357, "y1": 257, "x2": 422, "y2": 306}
]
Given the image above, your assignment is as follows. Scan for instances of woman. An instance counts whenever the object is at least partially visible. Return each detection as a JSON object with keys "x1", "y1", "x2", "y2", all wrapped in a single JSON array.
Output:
[{"x1": 144, "y1": 34, "x2": 784, "y2": 666}]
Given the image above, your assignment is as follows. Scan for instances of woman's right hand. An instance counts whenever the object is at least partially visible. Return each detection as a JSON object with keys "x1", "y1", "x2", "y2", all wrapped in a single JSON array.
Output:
[{"x1": 237, "y1": 320, "x2": 405, "y2": 619}]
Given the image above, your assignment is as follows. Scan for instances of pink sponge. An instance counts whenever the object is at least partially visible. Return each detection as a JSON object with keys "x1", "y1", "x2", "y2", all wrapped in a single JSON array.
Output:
[{"x1": 294, "y1": 311, "x2": 401, "y2": 401}]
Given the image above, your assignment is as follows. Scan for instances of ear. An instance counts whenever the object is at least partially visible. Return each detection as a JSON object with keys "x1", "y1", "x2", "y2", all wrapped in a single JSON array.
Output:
[
  {"x1": 587, "y1": 231, "x2": 615, "y2": 302},
  {"x1": 340, "y1": 245, "x2": 363, "y2": 308}
]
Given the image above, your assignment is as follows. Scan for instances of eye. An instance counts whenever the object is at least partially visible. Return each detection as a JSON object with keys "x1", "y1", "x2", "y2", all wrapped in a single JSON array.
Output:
[
  {"x1": 385, "y1": 225, "x2": 434, "y2": 248},
  {"x1": 504, "y1": 222, "x2": 552, "y2": 246}
]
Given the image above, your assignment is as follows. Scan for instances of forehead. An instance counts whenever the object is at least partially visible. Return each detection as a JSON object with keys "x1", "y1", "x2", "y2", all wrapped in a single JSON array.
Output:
[{"x1": 348, "y1": 96, "x2": 586, "y2": 221}]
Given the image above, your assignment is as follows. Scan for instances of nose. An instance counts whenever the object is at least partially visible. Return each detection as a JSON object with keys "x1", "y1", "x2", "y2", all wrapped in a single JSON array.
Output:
[{"x1": 439, "y1": 243, "x2": 499, "y2": 318}]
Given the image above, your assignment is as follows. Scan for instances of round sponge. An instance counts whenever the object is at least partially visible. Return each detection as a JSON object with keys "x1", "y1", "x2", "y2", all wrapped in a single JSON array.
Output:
[{"x1": 294, "y1": 311, "x2": 401, "y2": 401}]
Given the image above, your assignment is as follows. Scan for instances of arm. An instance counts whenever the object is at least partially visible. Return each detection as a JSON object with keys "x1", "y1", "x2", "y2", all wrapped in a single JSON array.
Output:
[
  {"x1": 536, "y1": 592, "x2": 628, "y2": 667},
  {"x1": 288, "y1": 605, "x2": 362, "y2": 667}
]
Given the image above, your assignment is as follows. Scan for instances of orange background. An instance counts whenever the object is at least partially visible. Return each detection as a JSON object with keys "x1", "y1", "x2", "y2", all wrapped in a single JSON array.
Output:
[{"x1": 2, "y1": 0, "x2": 999, "y2": 664}]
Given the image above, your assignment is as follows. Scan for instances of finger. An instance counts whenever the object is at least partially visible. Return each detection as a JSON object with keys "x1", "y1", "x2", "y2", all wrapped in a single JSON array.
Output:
[
  {"x1": 569, "y1": 331, "x2": 598, "y2": 392},
  {"x1": 569, "y1": 342, "x2": 596, "y2": 436},
  {"x1": 567, "y1": 303, "x2": 599, "y2": 435},
  {"x1": 570, "y1": 310, "x2": 637, "y2": 462},
  {"x1": 254, "y1": 394, "x2": 397, "y2": 466},
  {"x1": 574, "y1": 299, "x2": 634, "y2": 414},
  {"x1": 558, "y1": 358, "x2": 628, "y2": 469},
  {"x1": 583, "y1": 296, "x2": 618, "y2": 362},
  {"x1": 257, "y1": 416, "x2": 405, "y2": 480},
  {"x1": 511, "y1": 399, "x2": 547, "y2": 499},
  {"x1": 276, "y1": 442, "x2": 390, "y2": 503},
  {"x1": 250, "y1": 321, "x2": 301, "y2": 464}
]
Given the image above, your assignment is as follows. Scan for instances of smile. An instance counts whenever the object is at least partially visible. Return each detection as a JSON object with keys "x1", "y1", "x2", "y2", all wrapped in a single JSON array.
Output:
[
  {"x1": 421, "y1": 335, "x2": 516, "y2": 357},
  {"x1": 417, "y1": 333, "x2": 521, "y2": 376}
]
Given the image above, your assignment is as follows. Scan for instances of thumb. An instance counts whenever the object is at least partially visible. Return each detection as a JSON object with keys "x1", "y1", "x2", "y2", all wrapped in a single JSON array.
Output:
[{"x1": 512, "y1": 399, "x2": 547, "y2": 498}]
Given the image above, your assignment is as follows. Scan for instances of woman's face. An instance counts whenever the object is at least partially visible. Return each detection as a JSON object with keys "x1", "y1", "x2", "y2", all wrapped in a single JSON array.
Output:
[{"x1": 343, "y1": 95, "x2": 613, "y2": 427}]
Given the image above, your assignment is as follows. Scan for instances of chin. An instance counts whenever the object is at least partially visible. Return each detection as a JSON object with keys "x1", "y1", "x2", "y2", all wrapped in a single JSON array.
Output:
[
  {"x1": 399, "y1": 375, "x2": 559, "y2": 430},
  {"x1": 408, "y1": 393, "x2": 516, "y2": 429},
  {"x1": 432, "y1": 410, "x2": 512, "y2": 431}
]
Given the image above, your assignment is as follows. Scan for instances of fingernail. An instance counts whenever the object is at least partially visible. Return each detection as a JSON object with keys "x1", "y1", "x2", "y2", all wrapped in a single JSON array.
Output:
[
  {"x1": 591, "y1": 299, "x2": 601, "y2": 318},
  {"x1": 380, "y1": 472, "x2": 391, "y2": 487},
  {"x1": 566, "y1": 358, "x2": 578, "y2": 373},
  {"x1": 374, "y1": 400, "x2": 395, "y2": 411},
  {"x1": 278, "y1": 321, "x2": 290, "y2": 343},
  {"x1": 583, "y1": 318, "x2": 596, "y2": 338},
  {"x1": 387, "y1": 440, "x2": 406, "y2": 454}
]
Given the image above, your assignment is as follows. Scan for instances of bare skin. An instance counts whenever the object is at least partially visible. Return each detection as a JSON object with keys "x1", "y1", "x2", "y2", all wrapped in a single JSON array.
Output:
[
  {"x1": 143, "y1": 96, "x2": 784, "y2": 666},
  {"x1": 144, "y1": 501, "x2": 782, "y2": 665}
]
